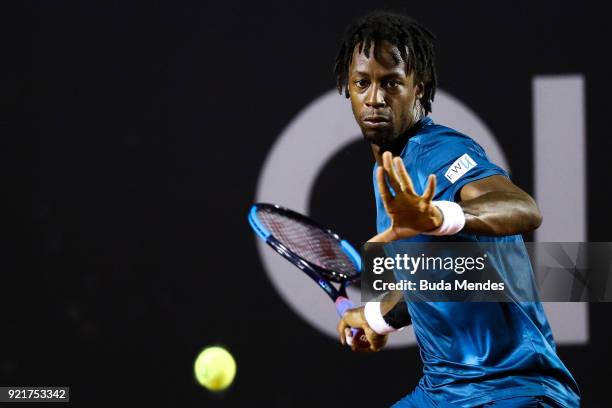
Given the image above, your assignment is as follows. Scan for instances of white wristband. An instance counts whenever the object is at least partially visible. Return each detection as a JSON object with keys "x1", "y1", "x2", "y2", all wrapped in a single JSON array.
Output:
[
  {"x1": 364, "y1": 302, "x2": 401, "y2": 335},
  {"x1": 423, "y1": 200, "x2": 465, "y2": 236}
]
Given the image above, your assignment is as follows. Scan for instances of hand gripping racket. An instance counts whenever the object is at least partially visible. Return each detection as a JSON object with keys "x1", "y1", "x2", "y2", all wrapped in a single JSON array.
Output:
[{"x1": 248, "y1": 203, "x2": 369, "y2": 348}]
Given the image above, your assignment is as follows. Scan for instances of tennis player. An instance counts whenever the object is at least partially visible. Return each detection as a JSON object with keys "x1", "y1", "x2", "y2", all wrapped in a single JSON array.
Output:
[{"x1": 334, "y1": 11, "x2": 580, "y2": 407}]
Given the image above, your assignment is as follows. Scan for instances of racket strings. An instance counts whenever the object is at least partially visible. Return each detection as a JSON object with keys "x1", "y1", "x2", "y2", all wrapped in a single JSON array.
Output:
[{"x1": 256, "y1": 209, "x2": 357, "y2": 277}]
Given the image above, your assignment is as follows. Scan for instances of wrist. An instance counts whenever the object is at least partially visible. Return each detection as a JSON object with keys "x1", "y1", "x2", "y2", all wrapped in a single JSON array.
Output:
[
  {"x1": 423, "y1": 201, "x2": 466, "y2": 236},
  {"x1": 364, "y1": 302, "x2": 404, "y2": 335}
]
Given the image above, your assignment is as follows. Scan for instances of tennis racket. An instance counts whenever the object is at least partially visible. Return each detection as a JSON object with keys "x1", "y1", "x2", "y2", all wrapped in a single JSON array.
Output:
[{"x1": 248, "y1": 203, "x2": 369, "y2": 348}]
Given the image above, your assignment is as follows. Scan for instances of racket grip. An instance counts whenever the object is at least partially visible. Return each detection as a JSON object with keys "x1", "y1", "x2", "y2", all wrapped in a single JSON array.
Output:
[{"x1": 335, "y1": 297, "x2": 370, "y2": 348}]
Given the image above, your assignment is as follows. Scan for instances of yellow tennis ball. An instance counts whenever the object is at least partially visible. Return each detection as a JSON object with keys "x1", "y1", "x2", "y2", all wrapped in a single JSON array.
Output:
[{"x1": 194, "y1": 346, "x2": 236, "y2": 391}]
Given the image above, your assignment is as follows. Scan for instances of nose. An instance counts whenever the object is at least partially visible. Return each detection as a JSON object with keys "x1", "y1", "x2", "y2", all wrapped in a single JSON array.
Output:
[{"x1": 365, "y1": 84, "x2": 386, "y2": 108}]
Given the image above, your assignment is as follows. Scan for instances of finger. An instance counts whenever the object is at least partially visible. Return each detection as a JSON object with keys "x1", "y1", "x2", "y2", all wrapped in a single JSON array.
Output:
[
  {"x1": 370, "y1": 337, "x2": 386, "y2": 352},
  {"x1": 422, "y1": 174, "x2": 437, "y2": 202},
  {"x1": 383, "y1": 152, "x2": 402, "y2": 193},
  {"x1": 364, "y1": 329, "x2": 380, "y2": 352},
  {"x1": 376, "y1": 167, "x2": 394, "y2": 206},
  {"x1": 351, "y1": 337, "x2": 372, "y2": 353},
  {"x1": 337, "y1": 320, "x2": 348, "y2": 345},
  {"x1": 393, "y1": 156, "x2": 415, "y2": 194},
  {"x1": 350, "y1": 331, "x2": 358, "y2": 352},
  {"x1": 344, "y1": 328, "x2": 354, "y2": 348},
  {"x1": 382, "y1": 152, "x2": 402, "y2": 194}
]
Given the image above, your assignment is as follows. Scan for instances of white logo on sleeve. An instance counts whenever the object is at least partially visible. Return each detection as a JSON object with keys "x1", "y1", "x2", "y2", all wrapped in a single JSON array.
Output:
[{"x1": 444, "y1": 153, "x2": 477, "y2": 183}]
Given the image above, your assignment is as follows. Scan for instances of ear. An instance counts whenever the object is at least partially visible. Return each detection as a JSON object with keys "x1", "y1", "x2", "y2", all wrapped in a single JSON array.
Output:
[{"x1": 415, "y1": 81, "x2": 425, "y2": 99}]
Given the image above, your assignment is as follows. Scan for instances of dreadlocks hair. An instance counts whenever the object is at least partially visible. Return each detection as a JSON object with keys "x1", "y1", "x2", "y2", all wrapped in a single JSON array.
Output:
[{"x1": 334, "y1": 11, "x2": 437, "y2": 115}]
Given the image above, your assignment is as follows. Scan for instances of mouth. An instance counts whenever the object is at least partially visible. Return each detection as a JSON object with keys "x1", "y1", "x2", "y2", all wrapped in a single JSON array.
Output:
[{"x1": 363, "y1": 116, "x2": 391, "y2": 128}]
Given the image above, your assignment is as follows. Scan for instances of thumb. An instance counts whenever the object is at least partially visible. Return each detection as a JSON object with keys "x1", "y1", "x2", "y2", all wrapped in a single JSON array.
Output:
[{"x1": 368, "y1": 228, "x2": 395, "y2": 243}]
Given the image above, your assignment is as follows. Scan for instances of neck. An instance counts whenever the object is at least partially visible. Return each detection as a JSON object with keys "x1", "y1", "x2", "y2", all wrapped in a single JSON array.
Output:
[{"x1": 371, "y1": 144, "x2": 384, "y2": 166}]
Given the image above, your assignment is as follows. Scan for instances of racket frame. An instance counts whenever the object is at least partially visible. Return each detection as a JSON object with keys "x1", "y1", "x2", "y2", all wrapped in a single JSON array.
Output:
[{"x1": 248, "y1": 203, "x2": 368, "y2": 347}]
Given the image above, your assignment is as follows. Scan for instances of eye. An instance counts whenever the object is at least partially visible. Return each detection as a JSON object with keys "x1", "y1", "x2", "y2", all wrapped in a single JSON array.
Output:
[
  {"x1": 385, "y1": 80, "x2": 401, "y2": 89},
  {"x1": 354, "y1": 79, "x2": 369, "y2": 88}
]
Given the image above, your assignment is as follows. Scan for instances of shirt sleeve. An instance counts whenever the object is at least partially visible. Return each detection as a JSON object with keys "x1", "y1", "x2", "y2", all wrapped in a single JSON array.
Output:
[{"x1": 418, "y1": 136, "x2": 510, "y2": 202}]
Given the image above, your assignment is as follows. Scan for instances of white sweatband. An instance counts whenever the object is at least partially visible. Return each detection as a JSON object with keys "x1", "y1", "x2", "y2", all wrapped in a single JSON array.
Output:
[
  {"x1": 423, "y1": 200, "x2": 466, "y2": 236},
  {"x1": 364, "y1": 302, "x2": 402, "y2": 335}
]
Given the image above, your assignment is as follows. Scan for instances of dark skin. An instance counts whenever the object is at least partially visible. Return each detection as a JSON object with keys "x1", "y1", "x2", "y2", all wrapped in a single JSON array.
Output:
[{"x1": 337, "y1": 41, "x2": 542, "y2": 352}]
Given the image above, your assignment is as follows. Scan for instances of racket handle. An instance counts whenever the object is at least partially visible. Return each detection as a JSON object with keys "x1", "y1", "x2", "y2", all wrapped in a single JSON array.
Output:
[{"x1": 335, "y1": 297, "x2": 370, "y2": 348}]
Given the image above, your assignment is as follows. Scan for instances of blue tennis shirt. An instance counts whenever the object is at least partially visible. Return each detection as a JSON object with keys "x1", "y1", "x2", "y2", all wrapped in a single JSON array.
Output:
[{"x1": 373, "y1": 117, "x2": 580, "y2": 407}]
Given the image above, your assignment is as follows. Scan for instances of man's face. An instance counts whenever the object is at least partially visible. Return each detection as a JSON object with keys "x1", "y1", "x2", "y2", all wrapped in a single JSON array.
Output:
[{"x1": 348, "y1": 41, "x2": 423, "y2": 146}]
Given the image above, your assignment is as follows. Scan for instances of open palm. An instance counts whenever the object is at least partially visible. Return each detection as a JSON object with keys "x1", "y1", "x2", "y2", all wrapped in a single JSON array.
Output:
[{"x1": 369, "y1": 151, "x2": 442, "y2": 242}]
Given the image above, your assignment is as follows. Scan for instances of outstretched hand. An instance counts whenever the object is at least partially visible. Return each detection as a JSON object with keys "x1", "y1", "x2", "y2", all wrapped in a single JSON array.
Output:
[{"x1": 369, "y1": 151, "x2": 443, "y2": 242}]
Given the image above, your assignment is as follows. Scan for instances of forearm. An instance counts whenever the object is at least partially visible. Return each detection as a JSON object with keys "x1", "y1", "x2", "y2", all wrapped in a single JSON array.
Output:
[
  {"x1": 379, "y1": 290, "x2": 404, "y2": 315},
  {"x1": 382, "y1": 299, "x2": 411, "y2": 328},
  {"x1": 460, "y1": 191, "x2": 542, "y2": 236}
]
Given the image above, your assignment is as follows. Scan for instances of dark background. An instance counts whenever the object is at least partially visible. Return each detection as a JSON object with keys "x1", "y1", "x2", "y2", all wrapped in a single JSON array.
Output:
[{"x1": 13, "y1": 0, "x2": 612, "y2": 406}]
